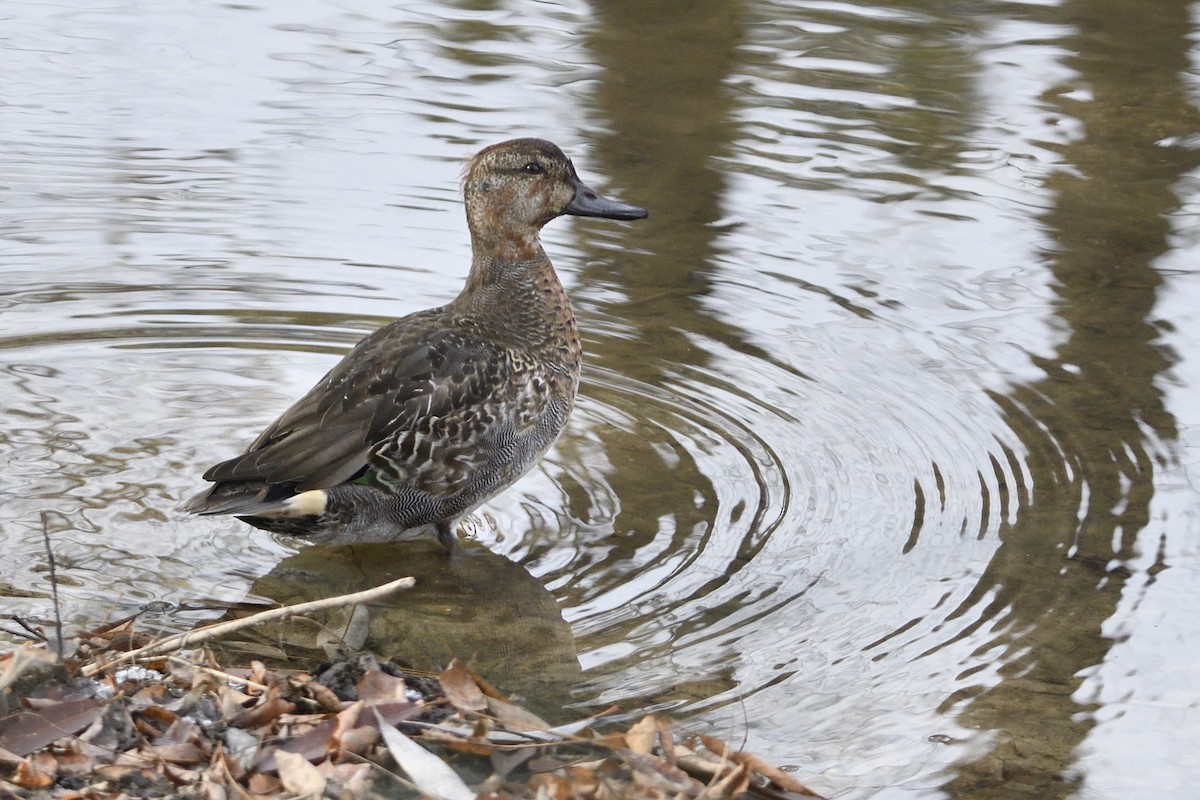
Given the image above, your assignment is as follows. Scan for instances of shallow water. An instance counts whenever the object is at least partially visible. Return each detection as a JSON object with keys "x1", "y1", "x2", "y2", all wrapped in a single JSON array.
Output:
[{"x1": 4, "y1": 0, "x2": 1200, "y2": 797}]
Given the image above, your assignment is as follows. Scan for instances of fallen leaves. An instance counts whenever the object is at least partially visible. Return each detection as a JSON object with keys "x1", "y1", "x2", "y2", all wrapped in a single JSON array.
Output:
[
  {"x1": 0, "y1": 697, "x2": 103, "y2": 758},
  {"x1": 1, "y1": 641, "x2": 428, "y2": 798},
  {"x1": 2, "y1": 590, "x2": 824, "y2": 800}
]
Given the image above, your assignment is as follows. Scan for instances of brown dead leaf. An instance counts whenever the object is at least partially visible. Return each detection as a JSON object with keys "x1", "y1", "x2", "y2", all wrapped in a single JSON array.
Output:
[
  {"x1": 675, "y1": 749, "x2": 719, "y2": 781},
  {"x1": 133, "y1": 717, "x2": 161, "y2": 740},
  {"x1": 136, "y1": 701, "x2": 177, "y2": 729},
  {"x1": 0, "y1": 698, "x2": 104, "y2": 757},
  {"x1": 331, "y1": 700, "x2": 379, "y2": 759},
  {"x1": 566, "y1": 764, "x2": 606, "y2": 799},
  {"x1": 624, "y1": 715, "x2": 659, "y2": 755},
  {"x1": 276, "y1": 748, "x2": 327, "y2": 798},
  {"x1": 302, "y1": 677, "x2": 343, "y2": 712},
  {"x1": 732, "y1": 752, "x2": 824, "y2": 798},
  {"x1": 159, "y1": 717, "x2": 203, "y2": 746},
  {"x1": 439, "y1": 660, "x2": 488, "y2": 712},
  {"x1": 333, "y1": 725, "x2": 378, "y2": 759},
  {"x1": 706, "y1": 760, "x2": 751, "y2": 798},
  {"x1": 622, "y1": 749, "x2": 706, "y2": 796},
  {"x1": 531, "y1": 772, "x2": 573, "y2": 800},
  {"x1": 46, "y1": 747, "x2": 94, "y2": 777},
  {"x1": 96, "y1": 762, "x2": 146, "y2": 781},
  {"x1": 319, "y1": 760, "x2": 373, "y2": 797},
  {"x1": 200, "y1": 764, "x2": 231, "y2": 800},
  {"x1": 369, "y1": 698, "x2": 423, "y2": 728},
  {"x1": 141, "y1": 741, "x2": 208, "y2": 765},
  {"x1": 248, "y1": 661, "x2": 273, "y2": 689},
  {"x1": 207, "y1": 750, "x2": 250, "y2": 791},
  {"x1": 683, "y1": 735, "x2": 823, "y2": 798},
  {"x1": 160, "y1": 761, "x2": 204, "y2": 788},
  {"x1": 232, "y1": 686, "x2": 295, "y2": 729},
  {"x1": 485, "y1": 696, "x2": 549, "y2": 732},
  {"x1": 697, "y1": 733, "x2": 731, "y2": 761},
  {"x1": 356, "y1": 666, "x2": 410, "y2": 704},
  {"x1": 107, "y1": 630, "x2": 153, "y2": 652},
  {"x1": 421, "y1": 724, "x2": 497, "y2": 757},
  {"x1": 217, "y1": 682, "x2": 255, "y2": 720},
  {"x1": 656, "y1": 717, "x2": 676, "y2": 764},
  {"x1": 589, "y1": 732, "x2": 631, "y2": 750},
  {"x1": 131, "y1": 681, "x2": 168, "y2": 704},
  {"x1": 12, "y1": 753, "x2": 56, "y2": 789},
  {"x1": 255, "y1": 719, "x2": 339, "y2": 773},
  {"x1": 248, "y1": 771, "x2": 282, "y2": 795},
  {"x1": 334, "y1": 700, "x2": 364, "y2": 737}
]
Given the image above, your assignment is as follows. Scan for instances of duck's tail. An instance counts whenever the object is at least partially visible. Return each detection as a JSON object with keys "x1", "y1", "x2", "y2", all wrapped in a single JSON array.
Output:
[{"x1": 181, "y1": 481, "x2": 328, "y2": 519}]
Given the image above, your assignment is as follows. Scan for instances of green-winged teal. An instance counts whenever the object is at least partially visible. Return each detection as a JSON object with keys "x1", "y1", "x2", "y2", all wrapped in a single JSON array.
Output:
[{"x1": 184, "y1": 138, "x2": 646, "y2": 548}]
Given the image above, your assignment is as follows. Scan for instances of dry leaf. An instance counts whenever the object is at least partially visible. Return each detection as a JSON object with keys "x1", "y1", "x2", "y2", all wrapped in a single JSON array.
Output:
[
  {"x1": 485, "y1": 696, "x2": 549, "y2": 732},
  {"x1": 232, "y1": 686, "x2": 296, "y2": 729},
  {"x1": 531, "y1": 772, "x2": 573, "y2": 800},
  {"x1": 706, "y1": 760, "x2": 751, "y2": 798},
  {"x1": 733, "y1": 752, "x2": 824, "y2": 797},
  {"x1": 0, "y1": 699, "x2": 104, "y2": 757},
  {"x1": 356, "y1": 666, "x2": 410, "y2": 703},
  {"x1": 248, "y1": 661, "x2": 272, "y2": 689},
  {"x1": 160, "y1": 717, "x2": 203, "y2": 746},
  {"x1": 439, "y1": 660, "x2": 488, "y2": 712},
  {"x1": 656, "y1": 718, "x2": 676, "y2": 764},
  {"x1": 374, "y1": 707, "x2": 475, "y2": 800},
  {"x1": 303, "y1": 677, "x2": 343, "y2": 712},
  {"x1": 624, "y1": 715, "x2": 659, "y2": 755},
  {"x1": 331, "y1": 701, "x2": 378, "y2": 758},
  {"x1": 422, "y1": 724, "x2": 497, "y2": 757},
  {"x1": 248, "y1": 771, "x2": 282, "y2": 794},
  {"x1": 12, "y1": 754, "x2": 55, "y2": 789},
  {"x1": 697, "y1": 733, "x2": 732, "y2": 762},
  {"x1": 368, "y1": 698, "x2": 423, "y2": 727},
  {"x1": 334, "y1": 701, "x2": 364, "y2": 738},
  {"x1": 200, "y1": 765, "x2": 230, "y2": 800},
  {"x1": 96, "y1": 762, "x2": 146, "y2": 781},
  {"x1": 622, "y1": 749, "x2": 705, "y2": 795},
  {"x1": 141, "y1": 741, "x2": 208, "y2": 765},
  {"x1": 276, "y1": 749, "x2": 327, "y2": 798},
  {"x1": 334, "y1": 725, "x2": 378, "y2": 759},
  {"x1": 0, "y1": 744, "x2": 23, "y2": 766},
  {"x1": 47, "y1": 747, "x2": 94, "y2": 777},
  {"x1": 255, "y1": 719, "x2": 339, "y2": 773},
  {"x1": 222, "y1": 727, "x2": 260, "y2": 776}
]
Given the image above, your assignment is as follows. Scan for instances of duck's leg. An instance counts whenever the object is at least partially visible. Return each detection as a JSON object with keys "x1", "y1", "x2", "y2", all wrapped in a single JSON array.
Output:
[{"x1": 436, "y1": 520, "x2": 458, "y2": 553}]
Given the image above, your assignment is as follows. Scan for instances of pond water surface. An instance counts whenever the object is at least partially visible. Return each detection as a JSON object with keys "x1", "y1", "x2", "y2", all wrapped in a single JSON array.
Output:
[{"x1": 4, "y1": 1, "x2": 1200, "y2": 798}]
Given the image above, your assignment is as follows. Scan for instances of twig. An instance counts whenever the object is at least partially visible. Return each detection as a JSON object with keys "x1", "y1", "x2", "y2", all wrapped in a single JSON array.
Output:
[
  {"x1": 81, "y1": 576, "x2": 415, "y2": 677},
  {"x1": 40, "y1": 512, "x2": 65, "y2": 658},
  {"x1": 4, "y1": 616, "x2": 47, "y2": 643},
  {"x1": 165, "y1": 655, "x2": 272, "y2": 693}
]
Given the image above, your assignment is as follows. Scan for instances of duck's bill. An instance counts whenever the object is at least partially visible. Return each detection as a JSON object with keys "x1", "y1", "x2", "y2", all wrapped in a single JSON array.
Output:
[{"x1": 566, "y1": 181, "x2": 648, "y2": 220}]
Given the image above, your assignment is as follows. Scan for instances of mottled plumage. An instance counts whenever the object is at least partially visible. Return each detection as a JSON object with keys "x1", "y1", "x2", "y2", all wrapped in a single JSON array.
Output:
[{"x1": 184, "y1": 139, "x2": 647, "y2": 547}]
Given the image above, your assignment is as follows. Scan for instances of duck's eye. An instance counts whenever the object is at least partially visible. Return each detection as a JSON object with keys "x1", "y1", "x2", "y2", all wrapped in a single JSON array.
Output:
[{"x1": 522, "y1": 162, "x2": 544, "y2": 175}]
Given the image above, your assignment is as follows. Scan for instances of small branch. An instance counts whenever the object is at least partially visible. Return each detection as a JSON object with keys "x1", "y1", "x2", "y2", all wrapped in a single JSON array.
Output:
[
  {"x1": 40, "y1": 513, "x2": 65, "y2": 658},
  {"x1": 81, "y1": 575, "x2": 415, "y2": 677}
]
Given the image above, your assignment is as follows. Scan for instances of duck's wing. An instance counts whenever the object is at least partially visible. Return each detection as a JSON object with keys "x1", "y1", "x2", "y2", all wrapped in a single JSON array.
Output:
[{"x1": 190, "y1": 314, "x2": 524, "y2": 507}]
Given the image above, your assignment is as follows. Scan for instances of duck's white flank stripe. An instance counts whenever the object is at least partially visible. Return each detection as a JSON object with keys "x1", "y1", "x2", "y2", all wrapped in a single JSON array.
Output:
[{"x1": 283, "y1": 490, "x2": 328, "y2": 517}]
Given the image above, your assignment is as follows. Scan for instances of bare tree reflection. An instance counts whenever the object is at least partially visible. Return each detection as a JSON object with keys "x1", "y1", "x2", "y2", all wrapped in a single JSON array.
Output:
[{"x1": 944, "y1": 0, "x2": 1195, "y2": 795}]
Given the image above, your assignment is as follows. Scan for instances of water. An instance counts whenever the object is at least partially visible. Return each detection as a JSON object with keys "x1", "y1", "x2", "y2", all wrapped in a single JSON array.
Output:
[{"x1": 3, "y1": 0, "x2": 1200, "y2": 797}]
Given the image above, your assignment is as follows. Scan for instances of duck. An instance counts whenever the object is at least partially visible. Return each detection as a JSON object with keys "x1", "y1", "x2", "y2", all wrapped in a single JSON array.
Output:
[{"x1": 183, "y1": 138, "x2": 647, "y2": 548}]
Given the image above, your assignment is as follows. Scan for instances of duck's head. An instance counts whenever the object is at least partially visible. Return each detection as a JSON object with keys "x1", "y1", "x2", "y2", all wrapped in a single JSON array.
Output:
[{"x1": 462, "y1": 139, "x2": 647, "y2": 236}]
